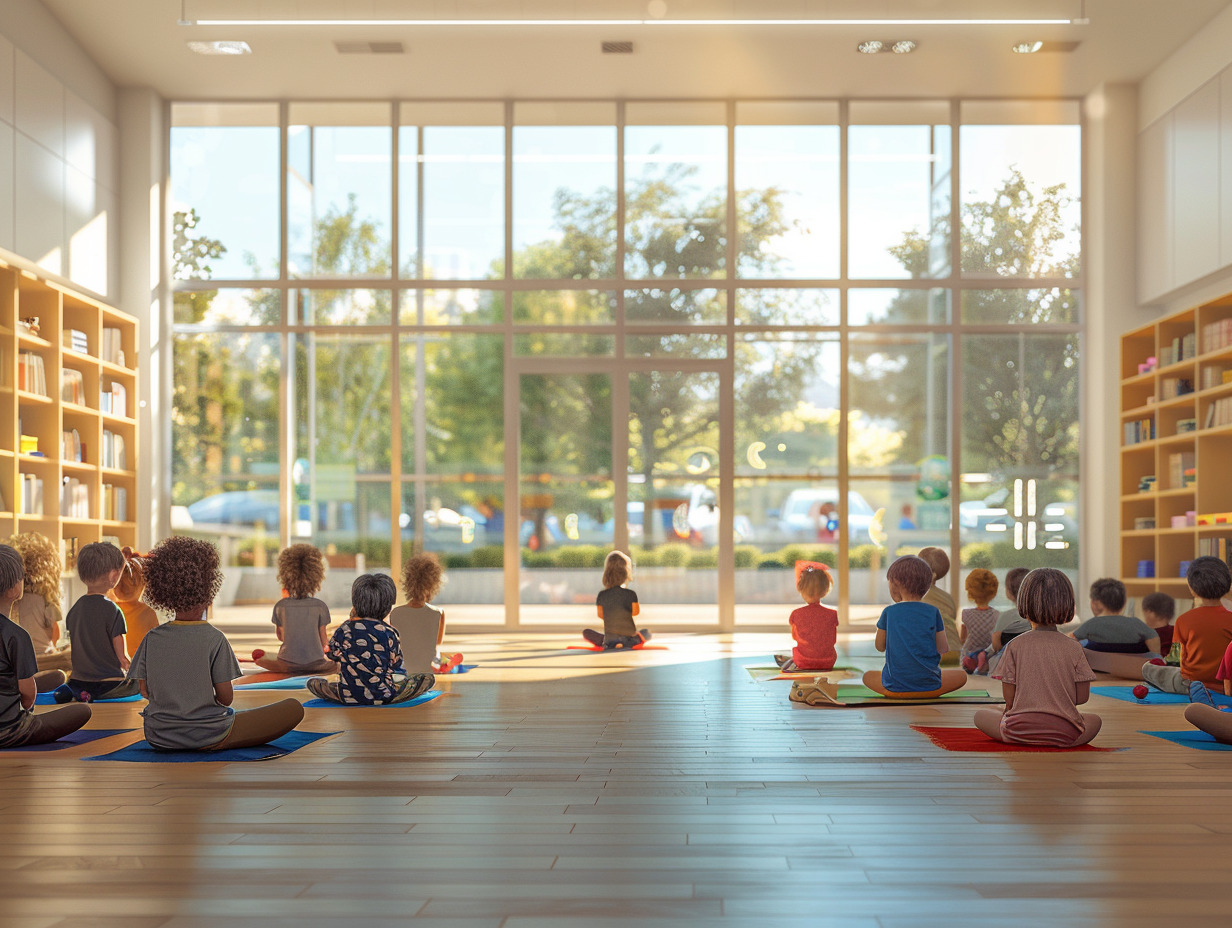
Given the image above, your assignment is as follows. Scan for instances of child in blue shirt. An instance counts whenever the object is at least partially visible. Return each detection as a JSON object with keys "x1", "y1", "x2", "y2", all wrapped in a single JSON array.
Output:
[{"x1": 863, "y1": 555, "x2": 969, "y2": 698}]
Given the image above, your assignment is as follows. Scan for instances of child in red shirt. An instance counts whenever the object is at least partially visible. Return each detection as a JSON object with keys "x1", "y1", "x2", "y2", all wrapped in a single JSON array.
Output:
[{"x1": 775, "y1": 564, "x2": 838, "y2": 673}]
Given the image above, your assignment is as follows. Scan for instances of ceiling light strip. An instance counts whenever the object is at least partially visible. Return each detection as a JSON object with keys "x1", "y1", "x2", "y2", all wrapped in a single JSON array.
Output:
[{"x1": 190, "y1": 18, "x2": 1078, "y2": 27}]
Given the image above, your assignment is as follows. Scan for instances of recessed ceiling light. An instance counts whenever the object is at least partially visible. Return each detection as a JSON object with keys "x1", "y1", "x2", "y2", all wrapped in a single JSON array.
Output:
[
  {"x1": 1012, "y1": 40, "x2": 1044, "y2": 53},
  {"x1": 891, "y1": 40, "x2": 917, "y2": 53},
  {"x1": 187, "y1": 40, "x2": 252, "y2": 55},
  {"x1": 857, "y1": 40, "x2": 884, "y2": 54}
]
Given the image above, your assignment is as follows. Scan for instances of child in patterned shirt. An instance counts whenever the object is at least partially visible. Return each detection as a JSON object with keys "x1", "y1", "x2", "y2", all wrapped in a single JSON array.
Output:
[
  {"x1": 306, "y1": 574, "x2": 434, "y2": 705},
  {"x1": 960, "y1": 568, "x2": 1000, "y2": 675}
]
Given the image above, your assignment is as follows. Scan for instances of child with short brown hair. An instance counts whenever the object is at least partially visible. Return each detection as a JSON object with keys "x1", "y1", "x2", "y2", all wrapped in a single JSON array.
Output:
[
  {"x1": 960, "y1": 568, "x2": 999, "y2": 675},
  {"x1": 975, "y1": 567, "x2": 1101, "y2": 747},
  {"x1": 55, "y1": 542, "x2": 140, "y2": 703},
  {"x1": 582, "y1": 550, "x2": 651, "y2": 650},
  {"x1": 862, "y1": 555, "x2": 968, "y2": 698},
  {"x1": 1143, "y1": 557, "x2": 1232, "y2": 696},
  {"x1": 775, "y1": 564, "x2": 838, "y2": 673},
  {"x1": 388, "y1": 553, "x2": 460, "y2": 674},
  {"x1": 251, "y1": 544, "x2": 338, "y2": 676}
]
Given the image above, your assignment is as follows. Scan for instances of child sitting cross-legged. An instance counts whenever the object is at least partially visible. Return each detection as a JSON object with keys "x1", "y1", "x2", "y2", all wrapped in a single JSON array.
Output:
[
  {"x1": 53, "y1": 542, "x2": 141, "y2": 703},
  {"x1": 251, "y1": 544, "x2": 338, "y2": 676},
  {"x1": 0, "y1": 545, "x2": 92, "y2": 748},
  {"x1": 959, "y1": 568, "x2": 999, "y2": 675},
  {"x1": 862, "y1": 555, "x2": 968, "y2": 698},
  {"x1": 1185, "y1": 636, "x2": 1232, "y2": 743},
  {"x1": 388, "y1": 553, "x2": 460, "y2": 674},
  {"x1": 583, "y1": 550, "x2": 651, "y2": 650},
  {"x1": 1068, "y1": 577, "x2": 1161, "y2": 677},
  {"x1": 1142, "y1": 557, "x2": 1232, "y2": 696},
  {"x1": 8, "y1": 532, "x2": 71, "y2": 676},
  {"x1": 130, "y1": 537, "x2": 304, "y2": 751},
  {"x1": 306, "y1": 574, "x2": 435, "y2": 705},
  {"x1": 974, "y1": 567, "x2": 1102, "y2": 748},
  {"x1": 1141, "y1": 592, "x2": 1177, "y2": 662},
  {"x1": 774, "y1": 564, "x2": 838, "y2": 673}
]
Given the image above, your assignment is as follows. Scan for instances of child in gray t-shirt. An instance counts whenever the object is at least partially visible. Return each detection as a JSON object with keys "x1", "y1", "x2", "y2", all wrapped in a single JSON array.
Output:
[
  {"x1": 582, "y1": 551, "x2": 651, "y2": 650},
  {"x1": 251, "y1": 544, "x2": 337, "y2": 675},
  {"x1": 129, "y1": 537, "x2": 303, "y2": 752},
  {"x1": 388, "y1": 553, "x2": 459, "y2": 674}
]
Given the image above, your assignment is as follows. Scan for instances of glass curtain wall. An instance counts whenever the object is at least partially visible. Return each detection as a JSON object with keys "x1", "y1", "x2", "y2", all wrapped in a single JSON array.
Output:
[{"x1": 169, "y1": 98, "x2": 1083, "y2": 627}]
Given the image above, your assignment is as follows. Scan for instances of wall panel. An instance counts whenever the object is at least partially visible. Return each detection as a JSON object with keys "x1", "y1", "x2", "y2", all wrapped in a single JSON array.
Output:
[
  {"x1": 1138, "y1": 114, "x2": 1174, "y2": 301},
  {"x1": 1173, "y1": 80, "x2": 1222, "y2": 287}
]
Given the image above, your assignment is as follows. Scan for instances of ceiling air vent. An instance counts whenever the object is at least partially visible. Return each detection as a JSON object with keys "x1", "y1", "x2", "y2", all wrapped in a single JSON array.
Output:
[
  {"x1": 601, "y1": 41, "x2": 634, "y2": 54},
  {"x1": 334, "y1": 41, "x2": 406, "y2": 54}
]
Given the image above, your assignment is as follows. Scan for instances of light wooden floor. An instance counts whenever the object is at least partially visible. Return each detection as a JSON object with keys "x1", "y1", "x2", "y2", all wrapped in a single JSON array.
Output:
[{"x1": 2, "y1": 632, "x2": 1229, "y2": 928}]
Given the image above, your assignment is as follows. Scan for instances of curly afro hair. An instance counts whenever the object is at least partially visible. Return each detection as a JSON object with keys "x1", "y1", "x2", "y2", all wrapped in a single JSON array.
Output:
[
  {"x1": 277, "y1": 544, "x2": 326, "y2": 599},
  {"x1": 7, "y1": 532, "x2": 62, "y2": 606},
  {"x1": 141, "y1": 536, "x2": 223, "y2": 616},
  {"x1": 401, "y1": 552, "x2": 444, "y2": 604},
  {"x1": 964, "y1": 568, "x2": 998, "y2": 606}
]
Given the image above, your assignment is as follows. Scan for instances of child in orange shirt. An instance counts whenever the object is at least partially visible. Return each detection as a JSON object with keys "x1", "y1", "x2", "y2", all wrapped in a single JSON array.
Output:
[
  {"x1": 1142, "y1": 557, "x2": 1232, "y2": 695},
  {"x1": 775, "y1": 564, "x2": 837, "y2": 673}
]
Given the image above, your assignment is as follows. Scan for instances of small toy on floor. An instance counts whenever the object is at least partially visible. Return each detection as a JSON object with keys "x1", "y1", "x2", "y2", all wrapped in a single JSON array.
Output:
[{"x1": 1133, "y1": 684, "x2": 1150, "y2": 700}]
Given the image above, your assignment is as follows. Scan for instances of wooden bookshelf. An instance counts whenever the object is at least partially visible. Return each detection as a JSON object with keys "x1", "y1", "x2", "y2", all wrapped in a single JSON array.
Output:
[
  {"x1": 1121, "y1": 295, "x2": 1232, "y2": 606},
  {"x1": 0, "y1": 258, "x2": 138, "y2": 560}
]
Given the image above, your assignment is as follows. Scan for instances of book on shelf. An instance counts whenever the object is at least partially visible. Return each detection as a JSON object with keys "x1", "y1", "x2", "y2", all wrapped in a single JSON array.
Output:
[
  {"x1": 60, "y1": 476, "x2": 89, "y2": 519},
  {"x1": 1124, "y1": 418, "x2": 1155, "y2": 444},
  {"x1": 17, "y1": 351, "x2": 47, "y2": 395},
  {"x1": 98, "y1": 380, "x2": 127, "y2": 417},
  {"x1": 1160, "y1": 377, "x2": 1194, "y2": 399},
  {"x1": 1160, "y1": 333, "x2": 1198, "y2": 366},
  {"x1": 1199, "y1": 366, "x2": 1232, "y2": 389},
  {"x1": 1168, "y1": 451, "x2": 1196, "y2": 489},
  {"x1": 1177, "y1": 418, "x2": 1198, "y2": 433},
  {"x1": 102, "y1": 484, "x2": 128, "y2": 522},
  {"x1": 1199, "y1": 536, "x2": 1229, "y2": 560},
  {"x1": 62, "y1": 328, "x2": 89, "y2": 355},
  {"x1": 101, "y1": 430, "x2": 126, "y2": 470},
  {"x1": 19, "y1": 475, "x2": 44, "y2": 515},
  {"x1": 60, "y1": 368, "x2": 85, "y2": 405},
  {"x1": 1202, "y1": 318, "x2": 1232, "y2": 354},
  {"x1": 60, "y1": 429, "x2": 83, "y2": 463},
  {"x1": 1206, "y1": 397, "x2": 1232, "y2": 429},
  {"x1": 19, "y1": 434, "x2": 38, "y2": 455},
  {"x1": 101, "y1": 327, "x2": 124, "y2": 366}
]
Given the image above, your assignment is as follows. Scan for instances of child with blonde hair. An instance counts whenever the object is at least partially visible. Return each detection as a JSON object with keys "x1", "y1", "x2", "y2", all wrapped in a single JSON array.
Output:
[
  {"x1": 251, "y1": 544, "x2": 338, "y2": 676},
  {"x1": 975, "y1": 567, "x2": 1101, "y2": 747},
  {"x1": 582, "y1": 550, "x2": 651, "y2": 650},
  {"x1": 863, "y1": 555, "x2": 968, "y2": 698},
  {"x1": 389, "y1": 553, "x2": 461, "y2": 674},
  {"x1": 960, "y1": 568, "x2": 999, "y2": 675},
  {"x1": 775, "y1": 564, "x2": 838, "y2": 673},
  {"x1": 7, "y1": 532, "x2": 71, "y2": 676}
]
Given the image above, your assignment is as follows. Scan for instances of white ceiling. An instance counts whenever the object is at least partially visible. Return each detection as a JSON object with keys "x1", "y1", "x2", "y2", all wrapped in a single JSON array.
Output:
[{"x1": 39, "y1": 0, "x2": 1232, "y2": 100}]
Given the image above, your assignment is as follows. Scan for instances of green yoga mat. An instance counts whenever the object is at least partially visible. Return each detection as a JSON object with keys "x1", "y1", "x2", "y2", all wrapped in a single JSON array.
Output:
[{"x1": 796, "y1": 685, "x2": 1002, "y2": 707}]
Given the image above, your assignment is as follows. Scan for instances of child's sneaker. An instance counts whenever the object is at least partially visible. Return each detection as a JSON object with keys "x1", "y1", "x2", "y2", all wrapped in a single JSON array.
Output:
[
  {"x1": 1189, "y1": 679, "x2": 1217, "y2": 707},
  {"x1": 637, "y1": 629, "x2": 652, "y2": 643},
  {"x1": 961, "y1": 653, "x2": 978, "y2": 673}
]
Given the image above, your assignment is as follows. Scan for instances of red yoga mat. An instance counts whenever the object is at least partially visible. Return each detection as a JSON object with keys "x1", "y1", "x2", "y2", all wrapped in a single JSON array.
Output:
[{"x1": 910, "y1": 725, "x2": 1121, "y2": 753}]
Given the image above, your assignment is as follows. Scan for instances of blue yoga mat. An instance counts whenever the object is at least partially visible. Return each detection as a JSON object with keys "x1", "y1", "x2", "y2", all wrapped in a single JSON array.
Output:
[
  {"x1": 1092, "y1": 686, "x2": 1232, "y2": 706},
  {"x1": 34, "y1": 692, "x2": 143, "y2": 706},
  {"x1": 447, "y1": 664, "x2": 476, "y2": 675},
  {"x1": 83, "y1": 729, "x2": 337, "y2": 763},
  {"x1": 303, "y1": 689, "x2": 442, "y2": 709},
  {"x1": 1140, "y1": 730, "x2": 1232, "y2": 751},
  {"x1": 235, "y1": 676, "x2": 313, "y2": 690},
  {"x1": 2, "y1": 728, "x2": 133, "y2": 753}
]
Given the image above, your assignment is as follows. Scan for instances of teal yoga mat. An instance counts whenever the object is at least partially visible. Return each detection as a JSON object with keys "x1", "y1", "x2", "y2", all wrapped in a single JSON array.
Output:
[
  {"x1": 1140, "y1": 730, "x2": 1232, "y2": 751},
  {"x1": 1092, "y1": 686, "x2": 1232, "y2": 706},
  {"x1": 83, "y1": 730, "x2": 337, "y2": 763},
  {"x1": 34, "y1": 692, "x2": 143, "y2": 705}
]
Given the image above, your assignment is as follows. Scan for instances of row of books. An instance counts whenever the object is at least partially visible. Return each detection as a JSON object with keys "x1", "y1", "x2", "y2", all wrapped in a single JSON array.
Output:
[
  {"x1": 102, "y1": 327, "x2": 125, "y2": 366},
  {"x1": 61, "y1": 477, "x2": 89, "y2": 519},
  {"x1": 1205, "y1": 397, "x2": 1232, "y2": 429},
  {"x1": 17, "y1": 351, "x2": 47, "y2": 395},
  {"x1": 61, "y1": 368, "x2": 85, "y2": 405},
  {"x1": 99, "y1": 380, "x2": 128, "y2": 418},
  {"x1": 1202, "y1": 318, "x2": 1232, "y2": 353},
  {"x1": 61, "y1": 429, "x2": 84, "y2": 463},
  {"x1": 1199, "y1": 366, "x2": 1232, "y2": 389},
  {"x1": 19, "y1": 475, "x2": 44, "y2": 515},
  {"x1": 63, "y1": 328, "x2": 89, "y2": 355},
  {"x1": 1198, "y1": 536, "x2": 1229, "y2": 560},
  {"x1": 102, "y1": 484, "x2": 128, "y2": 522},
  {"x1": 1168, "y1": 451, "x2": 1196, "y2": 489},
  {"x1": 1160, "y1": 377, "x2": 1194, "y2": 399},
  {"x1": 101, "y1": 430, "x2": 127, "y2": 470},
  {"x1": 1124, "y1": 418, "x2": 1155, "y2": 445},
  {"x1": 1160, "y1": 332, "x2": 1198, "y2": 367}
]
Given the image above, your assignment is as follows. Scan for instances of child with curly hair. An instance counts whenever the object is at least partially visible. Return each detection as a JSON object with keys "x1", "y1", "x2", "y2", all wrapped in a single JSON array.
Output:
[
  {"x1": 975, "y1": 567, "x2": 1101, "y2": 747},
  {"x1": 251, "y1": 544, "x2": 338, "y2": 676},
  {"x1": 388, "y1": 553, "x2": 460, "y2": 674},
  {"x1": 582, "y1": 550, "x2": 651, "y2": 650},
  {"x1": 0, "y1": 545, "x2": 92, "y2": 748},
  {"x1": 306, "y1": 573, "x2": 435, "y2": 705},
  {"x1": 110, "y1": 547, "x2": 160, "y2": 658},
  {"x1": 7, "y1": 532, "x2": 71, "y2": 675},
  {"x1": 54, "y1": 542, "x2": 141, "y2": 702},
  {"x1": 129, "y1": 537, "x2": 304, "y2": 750},
  {"x1": 774, "y1": 564, "x2": 838, "y2": 673},
  {"x1": 862, "y1": 555, "x2": 968, "y2": 698},
  {"x1": 959, "y1": 568, "x2": 999, "y2": 675}
]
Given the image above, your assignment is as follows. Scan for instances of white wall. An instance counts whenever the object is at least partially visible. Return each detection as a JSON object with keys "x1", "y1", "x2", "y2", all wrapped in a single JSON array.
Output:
[{"x1": 0, "y1": 0, "x2": 119, "y2": 299}]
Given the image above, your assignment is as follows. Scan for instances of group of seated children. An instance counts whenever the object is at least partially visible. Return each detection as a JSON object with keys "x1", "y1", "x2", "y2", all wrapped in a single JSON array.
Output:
[{"x1": 0, "y1": 532, "x2": 461, "y2": 751}]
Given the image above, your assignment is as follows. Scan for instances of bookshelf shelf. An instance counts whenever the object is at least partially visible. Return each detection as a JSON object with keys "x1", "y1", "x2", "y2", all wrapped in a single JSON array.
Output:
[
  {"x1": 1122, "y1": 296, "x2": 1232, "y2": 602},
  {"x1": 0, "y1": 257, "x2": 139, "y2": 549}
]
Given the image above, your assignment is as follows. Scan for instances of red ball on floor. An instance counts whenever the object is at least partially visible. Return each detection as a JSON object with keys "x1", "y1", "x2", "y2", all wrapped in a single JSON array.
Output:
[
  {"x1": 252, "y1": 648, "x2": 266, "y2": 660},
  {"x1": 1132, "y1": 684, "x2": 1149, "y2": 700}
]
